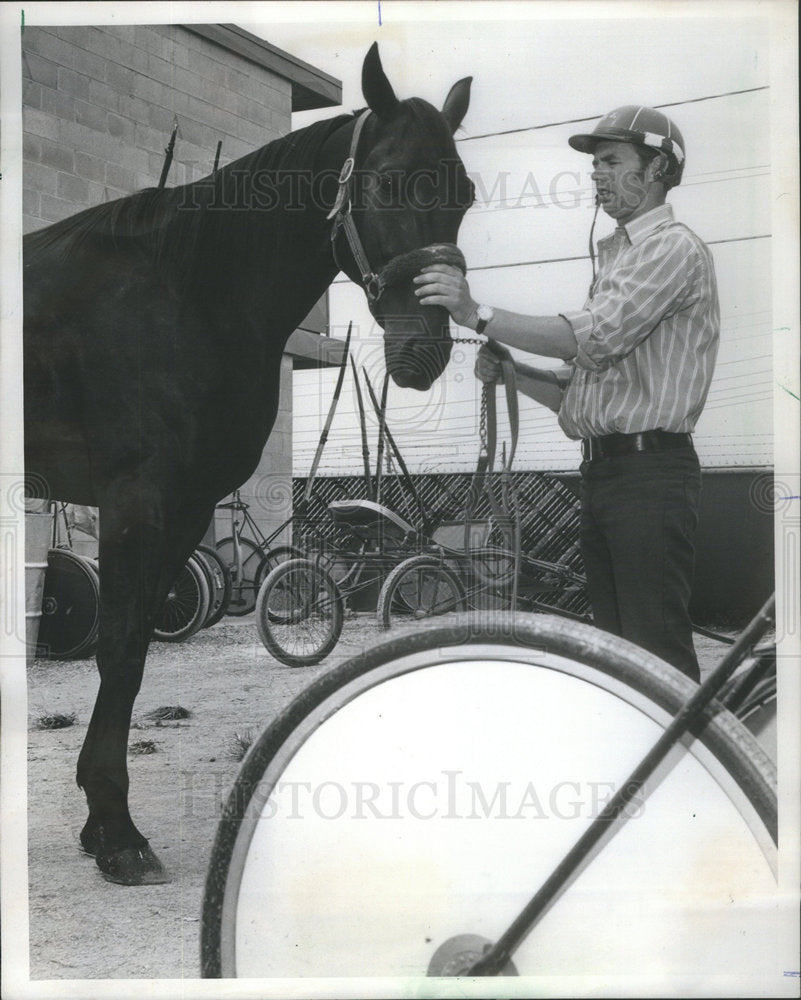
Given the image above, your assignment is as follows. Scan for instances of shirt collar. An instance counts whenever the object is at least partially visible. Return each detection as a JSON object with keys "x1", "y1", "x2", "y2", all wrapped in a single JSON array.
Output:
[{"x1": 622, "y1": 203, "x2": 674, "y2": 247}]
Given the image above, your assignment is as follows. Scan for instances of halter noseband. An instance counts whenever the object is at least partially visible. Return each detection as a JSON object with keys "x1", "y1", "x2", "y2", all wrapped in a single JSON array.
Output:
[{"x1": 327, "y1": 110, "x2": 467, "y2": 304}]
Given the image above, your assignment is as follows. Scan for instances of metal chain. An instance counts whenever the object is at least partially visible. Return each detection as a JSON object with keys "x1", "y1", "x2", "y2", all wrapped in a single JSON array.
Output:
[
  {"x1": 479, "y1": 383, "x2": 488, "y2": 452},
  {"x1": 452, "y1": 336, "x2": 490, "y2": 449},
  {"x1": 451, "y1": 336, "x2": 487, "y2": 347}
]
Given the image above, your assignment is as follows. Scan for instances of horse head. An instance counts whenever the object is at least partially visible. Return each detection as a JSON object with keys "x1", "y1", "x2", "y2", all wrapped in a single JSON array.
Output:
[{"x1": 330, "y1": 44, "x2": 474, "y2": 391}]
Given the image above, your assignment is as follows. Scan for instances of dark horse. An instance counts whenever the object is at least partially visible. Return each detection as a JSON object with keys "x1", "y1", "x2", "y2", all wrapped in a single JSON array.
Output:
[{"x1": 24, "y1": 44, "x2": 473, "y2": 885}]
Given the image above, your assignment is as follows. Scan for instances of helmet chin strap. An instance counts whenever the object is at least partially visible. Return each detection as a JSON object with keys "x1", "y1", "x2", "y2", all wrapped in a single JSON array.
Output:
[{"x1": 588, "y1": 194, "x2": 601, "y2": 299}]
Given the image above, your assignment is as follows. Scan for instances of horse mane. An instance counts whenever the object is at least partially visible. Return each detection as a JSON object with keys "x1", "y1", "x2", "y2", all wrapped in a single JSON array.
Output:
[
  {"x1": 24, "y1": 186, "x2": 172, "y2": 257},
  {"x1": 24, "y1": 114, "x2": 354, "y2": 304}
]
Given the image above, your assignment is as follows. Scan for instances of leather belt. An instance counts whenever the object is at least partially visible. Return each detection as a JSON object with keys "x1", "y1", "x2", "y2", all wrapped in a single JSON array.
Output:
[{"x1": 581, "y1": 430, "x2": 693, "y2": 462}]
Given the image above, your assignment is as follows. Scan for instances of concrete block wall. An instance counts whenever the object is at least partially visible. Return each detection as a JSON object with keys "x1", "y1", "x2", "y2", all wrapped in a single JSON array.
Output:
[
  {"x1": 22, "y1": 23, "x2": 295, "y2": 545},
  {"x1": 22, "y1": 24, "x2": 291, "y2": 231}
]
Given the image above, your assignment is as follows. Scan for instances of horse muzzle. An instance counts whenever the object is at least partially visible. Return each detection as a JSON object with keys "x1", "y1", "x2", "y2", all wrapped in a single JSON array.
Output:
[
  {"x1": 374, "y1": 243, "x2": 464, "y2": 390},
  {"x1": 381, "y1": 317, "x2": 451, "y2": 390}
]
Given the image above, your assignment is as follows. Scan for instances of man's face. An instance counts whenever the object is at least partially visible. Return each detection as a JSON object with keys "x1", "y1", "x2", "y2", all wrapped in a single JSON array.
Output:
[{"x1": 591, "y1": 140, "x2": 651, "y2": 223}]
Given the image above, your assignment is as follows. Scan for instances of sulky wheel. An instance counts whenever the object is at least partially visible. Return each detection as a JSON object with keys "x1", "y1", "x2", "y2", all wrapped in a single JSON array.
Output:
[
  {"x1": 153, "y1": 554, "x2": 211, "y2": 642},
  {"x1": 195, "y1": 545, "x2": 233, "y2": 628},
  {"x1": 201, "y1": 612, "x2": 779, "y2": 984},
  {"x1": 376, "y1": 554, "x2": 466, "y2": 629},
  {"x1": 37, "y1": 549, "x2": 100, "y2": 660},
  {"x1": 255, "y1": 557, "x2": 343, "y2": 667}
]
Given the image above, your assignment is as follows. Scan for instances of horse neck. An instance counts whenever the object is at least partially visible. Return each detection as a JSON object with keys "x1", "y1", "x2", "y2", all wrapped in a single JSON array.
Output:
[{"x1": 169, "y1": 115, "x2": 358, "y2": 336}]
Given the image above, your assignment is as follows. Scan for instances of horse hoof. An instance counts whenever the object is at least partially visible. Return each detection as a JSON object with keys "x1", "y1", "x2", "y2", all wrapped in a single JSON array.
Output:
[
  {"x1": 97, "y1": 843, "x2": 172, "y2": 885},
  {"x1": 79, "y1": 821, "x2": 100, "y2": 857}
]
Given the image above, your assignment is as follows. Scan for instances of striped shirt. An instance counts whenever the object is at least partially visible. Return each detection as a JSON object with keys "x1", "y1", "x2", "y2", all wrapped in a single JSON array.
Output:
[{"x1": 557, "y1": 204, "x2": 720, "y2": 440}]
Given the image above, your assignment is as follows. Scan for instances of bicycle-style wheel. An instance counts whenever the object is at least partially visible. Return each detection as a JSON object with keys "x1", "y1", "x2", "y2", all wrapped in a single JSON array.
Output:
[
  {"x1": 153, "y1": 554, "x2": 211, "y2": 642},
  {"x1": 37, "y1": 549, "x2": 100, "y2": 660},
  {"x1": 201, "y1": 613, "x2": 783, "y2": 990},
  {"x1": 216, "y1": 536, "x2": 267, "y2": 617},
  {"x1": 196, "y1": 545, "x2": 233, "y2": 628},
  {"x1": 377, "y1": 555, "x2": 466, "y2": 629},
  {"x1": 255, "y1": 558, "x2": 343, "y2": 667}
]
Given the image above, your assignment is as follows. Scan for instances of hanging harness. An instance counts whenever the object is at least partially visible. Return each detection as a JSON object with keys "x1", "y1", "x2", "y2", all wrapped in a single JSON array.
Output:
[
  {"x1": 328, "y1": 110, "x2": 467, "y2": 304},
  {"x1": 459, "y1": 339, "x2": 522, "y2": 599}
]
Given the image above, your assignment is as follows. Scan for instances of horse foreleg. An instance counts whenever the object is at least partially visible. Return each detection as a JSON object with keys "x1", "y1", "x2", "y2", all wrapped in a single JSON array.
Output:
[
  {"x1": 77, "y1": 491, "x2": 216, "y2": 885},
  {"x1": 76, "y1": 500, "x2": 170, "y2": 883}
]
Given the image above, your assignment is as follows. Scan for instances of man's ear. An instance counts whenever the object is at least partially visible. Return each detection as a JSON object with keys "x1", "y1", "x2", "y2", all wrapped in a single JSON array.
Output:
[{"x1": 650, "y1": 152, "x2": 669, "y2": 182}]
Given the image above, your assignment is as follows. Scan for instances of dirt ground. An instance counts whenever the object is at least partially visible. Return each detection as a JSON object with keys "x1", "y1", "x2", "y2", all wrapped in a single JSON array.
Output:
[
  {"x1": 25, "y1": 611, "x2": 400, "y2": 981},
  {"x1": 24, "y1": 611, "x2": 754, "y2": 982}
]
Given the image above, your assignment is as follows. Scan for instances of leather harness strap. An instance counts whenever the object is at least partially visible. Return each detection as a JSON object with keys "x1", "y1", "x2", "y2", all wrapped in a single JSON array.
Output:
[
  {"x1": 328, "y1": 110, "x2": 467, "y2": 303},
  {"x1": 328, "y1": 111, "x2": 379, "y2": 297},
  {"x1": 463, "y1": 341, "x2": 523, "y2": 601},
  {"x1": 303, "y1": 320, "x2": 353, "y2": 503}
]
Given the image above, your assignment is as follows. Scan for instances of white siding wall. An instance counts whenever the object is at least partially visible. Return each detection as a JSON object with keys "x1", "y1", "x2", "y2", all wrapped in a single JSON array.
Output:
[{"x1": 293, "y1": 88, "x2": 773, "y2": 476}]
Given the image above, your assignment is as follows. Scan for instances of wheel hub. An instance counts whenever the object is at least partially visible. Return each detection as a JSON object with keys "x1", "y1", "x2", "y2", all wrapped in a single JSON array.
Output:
[{"x1": 427, "y1": 933, "x2": 518, "y2": 977}]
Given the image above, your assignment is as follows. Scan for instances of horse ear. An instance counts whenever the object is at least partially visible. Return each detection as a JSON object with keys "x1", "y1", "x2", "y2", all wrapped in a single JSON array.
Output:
[
  {"x1": 362, "y1": 42, "x2": 399, "y2": 117},
  {"x1": 442, "y1": 77, "x2": 472, "y2": 134}
]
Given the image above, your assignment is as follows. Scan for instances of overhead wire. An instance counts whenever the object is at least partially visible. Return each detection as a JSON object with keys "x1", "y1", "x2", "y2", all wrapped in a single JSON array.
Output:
[{"x1": 455, "y1": 85, "x2": 770, "y2": 143}]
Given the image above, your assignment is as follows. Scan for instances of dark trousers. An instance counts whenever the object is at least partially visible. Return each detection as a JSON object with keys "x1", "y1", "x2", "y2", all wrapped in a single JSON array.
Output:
[{"x1": 579, "y1": 447, "x2": 701, "y2": 682}]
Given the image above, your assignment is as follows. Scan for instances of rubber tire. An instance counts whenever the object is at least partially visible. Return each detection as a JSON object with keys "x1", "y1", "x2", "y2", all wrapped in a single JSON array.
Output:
[
  {"x1": 196, "y1": 545, "x2": 233, "y2": 628},
  {"x1": 255, "y1": 558, "x2": 343, "y2": 667},
  {"x1": 37, "y1": 549, "x2": 100, "y2": 660},
  {"x1": 153, "y1": 554, "x2": 211, "y2": 642},
  {"x1": 216, "y1": 536, "x2": 268, "y2": 617},
  {"x1": 201, "y1": 611, "x2": 777, "y2": 978},
  {"x1": 376, "y1": 554, "x2": 466, "y2": 629}
]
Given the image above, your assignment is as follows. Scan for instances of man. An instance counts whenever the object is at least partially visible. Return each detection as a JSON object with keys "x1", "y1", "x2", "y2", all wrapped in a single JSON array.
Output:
[{"x1": 414, "y1": 106, "x2": 720, "y2": 682}]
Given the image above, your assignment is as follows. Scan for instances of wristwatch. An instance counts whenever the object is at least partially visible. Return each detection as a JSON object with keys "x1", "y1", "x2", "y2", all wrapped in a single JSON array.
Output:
[{"x1": 474, "y1": 304, "x2": 495, "y2": 335}]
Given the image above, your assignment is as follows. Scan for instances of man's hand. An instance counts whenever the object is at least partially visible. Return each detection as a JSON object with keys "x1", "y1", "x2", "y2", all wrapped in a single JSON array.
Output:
[
  {"x1": 474, "y1": 344, "x2": 505, "y2": 384},
  {"x1": 413, "y1": 264, "x2": 478, "y2": 327}
]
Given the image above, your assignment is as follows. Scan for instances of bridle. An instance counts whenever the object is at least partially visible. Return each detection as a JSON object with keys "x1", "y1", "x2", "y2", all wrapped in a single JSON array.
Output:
[{"x1": 327, "y1": 109, "x2": 467, "y2": 305}]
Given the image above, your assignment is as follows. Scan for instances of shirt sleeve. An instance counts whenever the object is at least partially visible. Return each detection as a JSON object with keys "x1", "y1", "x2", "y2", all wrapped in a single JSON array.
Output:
[{"x1": 560, "y1": 230, "x2": 701, "y2": 372}]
